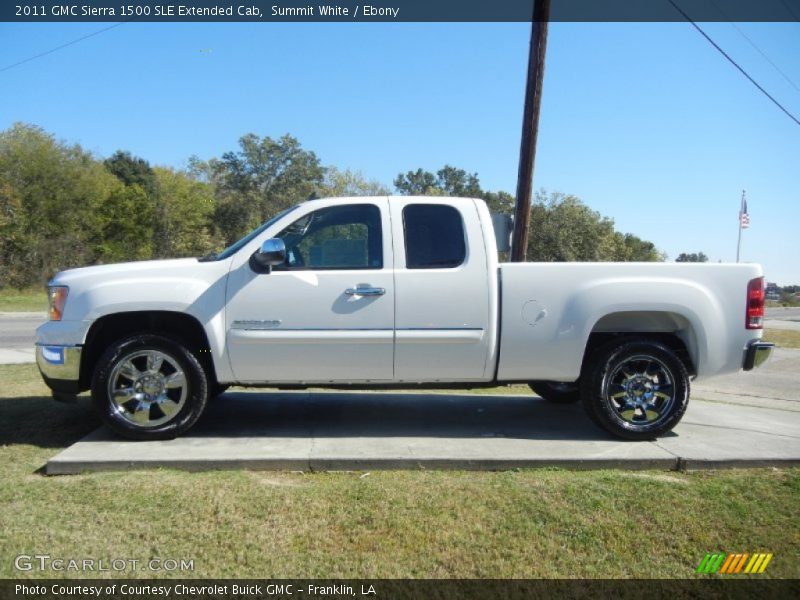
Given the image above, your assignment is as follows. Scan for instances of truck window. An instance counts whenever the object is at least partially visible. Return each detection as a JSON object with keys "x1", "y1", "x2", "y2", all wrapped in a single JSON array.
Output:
[
  {"x1": 274, "y1": 204, "x2": 382, "y2": 270},
  {"x1": 403, "y1": 204, "x2": 466, "y2": 269}
]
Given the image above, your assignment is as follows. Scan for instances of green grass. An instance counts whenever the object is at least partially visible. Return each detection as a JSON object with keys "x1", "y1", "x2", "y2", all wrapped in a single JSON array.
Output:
[
  {"x1": 0, "y1": 288, "x2": 47, "y2": 312},
  {"x1": 763, "y1": 329, "x2": 800, "y2": 350},
  {"x1": 1, "y1": 363, "x2": 798, "y2": 579}
]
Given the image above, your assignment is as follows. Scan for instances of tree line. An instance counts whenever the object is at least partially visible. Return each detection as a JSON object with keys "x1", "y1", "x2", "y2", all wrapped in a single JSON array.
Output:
[{"x1": 0, "y1": 122, "x2": 663, "y2": 288}]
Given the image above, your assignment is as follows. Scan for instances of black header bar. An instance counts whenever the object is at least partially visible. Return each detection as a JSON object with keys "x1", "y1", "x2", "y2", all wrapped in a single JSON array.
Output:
[
  {"x1": 1, "y1": 579, "x2": 799, "y2": 600},
  {"x1": 3, "y1": 0, "x2": 800, "y2": 23}
]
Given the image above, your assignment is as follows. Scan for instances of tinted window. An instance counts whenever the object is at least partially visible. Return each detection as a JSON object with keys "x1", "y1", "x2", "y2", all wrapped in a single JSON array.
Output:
[
  {"x1": 403, "y1": 204, "x2": 466, "y2": 269},
  {"x1": 274, "y1": 204, "x2": 382, "y2": 270}
]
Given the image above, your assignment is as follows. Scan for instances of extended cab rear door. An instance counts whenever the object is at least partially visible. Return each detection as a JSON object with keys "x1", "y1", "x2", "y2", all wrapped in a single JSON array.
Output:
[{"x1": 389, "y1": 198, "x2": 493, "y2": 382}]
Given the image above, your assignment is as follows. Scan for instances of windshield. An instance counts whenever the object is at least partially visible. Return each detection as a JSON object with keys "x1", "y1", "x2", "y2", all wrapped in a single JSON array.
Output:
[{"x1": 199, "y1": 206, "x2": 299, "y2": 262}]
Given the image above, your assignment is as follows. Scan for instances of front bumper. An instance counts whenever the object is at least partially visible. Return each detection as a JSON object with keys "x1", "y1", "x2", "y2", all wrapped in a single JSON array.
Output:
[
  {"x1": 742, "y1": 340, "x2": 774, "y2": 371},
  {"x1": 35, "y1": 344, "x2": 82, "y2": 398}
]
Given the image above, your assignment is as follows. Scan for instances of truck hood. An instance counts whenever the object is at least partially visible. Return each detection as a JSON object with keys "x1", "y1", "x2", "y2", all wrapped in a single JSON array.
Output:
[
  {"x1": 51, "y1": 257, "x2": 232, "y2": 322},
  {"x1": 51, "y1": 258, "x2": 204, "y2": 287}
]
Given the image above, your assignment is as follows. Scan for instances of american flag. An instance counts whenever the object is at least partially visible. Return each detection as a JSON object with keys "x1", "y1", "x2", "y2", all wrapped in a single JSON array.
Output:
[{"x1": 739, "y1": 196, "x2": 750, "y2": 229}]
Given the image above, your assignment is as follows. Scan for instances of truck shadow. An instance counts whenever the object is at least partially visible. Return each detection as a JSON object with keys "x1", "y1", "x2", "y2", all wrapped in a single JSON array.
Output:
[
  {"x1": 189, "y1": 390, "x2": 621, "y2": 441},
  {"x1": 0, "y1": 391, "x2": 673, "y2": 447},
  {"x1": 0, "y1": 395, "x2": 99, "y2": 449}
]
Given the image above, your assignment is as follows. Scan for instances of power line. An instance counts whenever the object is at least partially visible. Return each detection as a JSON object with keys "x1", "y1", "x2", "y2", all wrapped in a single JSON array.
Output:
[
  {"x1": 728, "y1": 22, "x2": 800, "y2": 93},
  {"x1": 0, "y1": 22, "x2": 126, "y2": 74},
  {"x1": 778, "y1": 0, "x2": 800, "y2": 21},
  {"x1": 708, "y1": 0, "x2": 800, "y2": 93},
  {"x1": 667, "y1": 0, "x2": 800, "y2": 128}
]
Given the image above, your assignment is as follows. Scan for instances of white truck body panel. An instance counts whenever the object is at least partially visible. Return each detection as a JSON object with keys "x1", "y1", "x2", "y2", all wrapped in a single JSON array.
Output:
[
  {"x1": 497, "y1": 262, "x2": 762, "y2": 382},
  {"x1": 36, "y1": 195, "x2": 764, "y2": 390},
  {"x1": 388, "y1": 197, "x2": 495, "y2": 382},
  {"x1": 224, "y1": 197, "x2": 396, "y2": 383}
]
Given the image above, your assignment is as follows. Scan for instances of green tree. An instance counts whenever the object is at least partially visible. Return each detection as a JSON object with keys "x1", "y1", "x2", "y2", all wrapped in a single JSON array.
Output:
[
  {"x1": 104, "y1": 151, "x2": 158, "y2": 194},
  {"x1": 0, "y1": 123, "x2": 120, "y2": 286},
  {"x1": 103, "y1": 150, "x2": 174, "y2": 258},
  {"x1": 320, "y1": 167, "x2": 389, "y2": 197},
  {"x1": 527, "y1": 192, "x2": 617, "y2": 261},
  {"x1": 482, "y1": 190, "x2": 516, "y2": 215},
  {"x1": 394, "y1": 165, "x2": 513, "y2": 214},
  {"x1": 618, "y1": 233, "x2": 664, "y2": 262},
  {"x1": 191, "y1": 134, "x2": 324, "y2": 245},
  {"x1": 675, "y1": 252, "x2": 709, "y2": 263},
  {"x1": 526, "y1": 191, "x2": 663, "y2": 263},
  {"x1": 394, "y1": 165, "x2": 481, "y2": 197},
  {"x1": 152, "y1": 167, "x2": 216, "y2": 257},
  {"x1": 395, "y1": 165, "x2": 662, "y2": 263}
]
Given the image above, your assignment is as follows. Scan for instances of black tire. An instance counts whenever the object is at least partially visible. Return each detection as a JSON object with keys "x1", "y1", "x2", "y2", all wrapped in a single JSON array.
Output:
[
  {"x1": 581, "y1": 338, "x2": 689, "y2": 440},
  {"x1": 91, "y1": 334, "x2": 209, "y2": 440},
  {"x1": 529, "y1": 381, "x2": 580, "y2": 403}
]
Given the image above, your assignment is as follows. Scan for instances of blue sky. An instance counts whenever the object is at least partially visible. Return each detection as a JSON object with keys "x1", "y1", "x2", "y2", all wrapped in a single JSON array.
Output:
[{"x1": 1, "y1": 21, "x2": 798, "y2": 283}]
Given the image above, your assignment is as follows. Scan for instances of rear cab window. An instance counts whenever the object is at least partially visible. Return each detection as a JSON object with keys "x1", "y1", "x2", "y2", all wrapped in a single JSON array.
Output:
[{"x1": 402, "y1": 204, "x2": 466, "y2": 269}]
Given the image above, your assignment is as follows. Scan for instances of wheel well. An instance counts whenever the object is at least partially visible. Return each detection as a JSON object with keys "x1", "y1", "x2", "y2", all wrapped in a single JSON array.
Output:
[
  {"x1": 582, "y1": 332, "x2": 696, "y2": 378},
  {"x1": 80, "y1": 311, "x2": 215, "y2": 390}
]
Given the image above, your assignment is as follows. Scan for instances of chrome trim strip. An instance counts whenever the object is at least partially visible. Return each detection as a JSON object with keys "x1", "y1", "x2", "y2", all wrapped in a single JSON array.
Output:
[
  {"x1": 232, "y1": 328, "x2": 393, "y2": 332},
  {"x1": 227, "y1": 327, "x2": 483, "y2": 332},
  {"x1": 396, "y1": 328, "x2": 483, "y2": 331},
  {"x1": 231, "y1": 320, "x2": 282, "y2": 330},
  {"x1": 396, "y1": 329, "x2": 485, "y2": 344},
  {"x1": 229, "y1": 330, "x2": 393, "y2": 344}
]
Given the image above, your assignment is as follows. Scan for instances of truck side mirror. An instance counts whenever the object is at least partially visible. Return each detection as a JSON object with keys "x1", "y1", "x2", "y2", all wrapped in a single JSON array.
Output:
[{"x1": 250, "y1": 238, "x2": 286, "y2": 273}]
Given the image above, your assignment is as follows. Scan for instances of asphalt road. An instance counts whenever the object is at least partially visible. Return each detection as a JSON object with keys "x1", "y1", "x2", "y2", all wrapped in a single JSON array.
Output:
[{"x1": 0, "y1": 312, "x2": 44, "y2": 363}]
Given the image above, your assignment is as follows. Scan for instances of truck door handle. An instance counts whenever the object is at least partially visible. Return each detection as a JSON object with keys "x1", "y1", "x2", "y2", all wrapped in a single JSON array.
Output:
[{"x1": 345, "y1": 286, "x2": 386, "y2": 297}]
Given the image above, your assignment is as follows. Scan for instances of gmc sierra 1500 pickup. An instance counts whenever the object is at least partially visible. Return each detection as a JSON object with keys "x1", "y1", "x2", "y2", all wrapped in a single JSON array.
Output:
[{"x1": 36, "y1": 196, "x2": 773, "y2": 440}]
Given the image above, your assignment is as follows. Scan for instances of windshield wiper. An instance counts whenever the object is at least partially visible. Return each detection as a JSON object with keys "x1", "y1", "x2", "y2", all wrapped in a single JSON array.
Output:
[{"x1": 197, "y1": 252, "x2": 218, "y2": 262}]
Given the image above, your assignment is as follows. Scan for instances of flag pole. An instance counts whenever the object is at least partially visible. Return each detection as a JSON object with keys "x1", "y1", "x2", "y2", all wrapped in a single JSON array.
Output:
[{"x1": 736, "y1": 189, "x2": 745, "y2": 263}]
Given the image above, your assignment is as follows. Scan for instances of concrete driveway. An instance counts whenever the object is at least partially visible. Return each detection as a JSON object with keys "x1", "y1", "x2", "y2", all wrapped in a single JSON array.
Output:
[
  {"x1": 46, "y1": 390, "x2": 800, "y2": 474},
  {"x1": 3, "y1": 309, "x2": 798, "y2": 474}
]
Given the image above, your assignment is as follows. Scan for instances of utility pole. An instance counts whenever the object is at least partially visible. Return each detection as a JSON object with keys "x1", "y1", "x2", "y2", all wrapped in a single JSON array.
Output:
[{"x1": 511, "y1": 0, "x2": 551, "y2": 262}]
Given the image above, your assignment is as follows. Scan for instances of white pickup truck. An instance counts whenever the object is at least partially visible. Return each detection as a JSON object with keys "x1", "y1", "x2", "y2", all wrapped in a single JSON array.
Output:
[{"x1": 36, "y1": 196, "x2": 773, "y2": 441}]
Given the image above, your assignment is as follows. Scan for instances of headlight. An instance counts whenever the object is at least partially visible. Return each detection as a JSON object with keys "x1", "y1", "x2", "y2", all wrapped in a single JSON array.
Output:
[{"x1": 47, "y1": 286, "x2": 69, "y2": 321}]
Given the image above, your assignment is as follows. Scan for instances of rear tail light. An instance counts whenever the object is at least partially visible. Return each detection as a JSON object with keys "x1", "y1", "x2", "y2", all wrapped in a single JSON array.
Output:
[{"x1": 746, "y1": 277, "x2": 765, "y2": 329}]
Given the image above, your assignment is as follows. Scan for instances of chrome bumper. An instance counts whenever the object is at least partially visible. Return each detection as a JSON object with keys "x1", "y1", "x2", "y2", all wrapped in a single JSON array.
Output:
[
  {"x1": 36, "y1": 344, "x2": 82, "y2": 390},
  {"x1": 742, "y1": 341, "x2": 774, "y2": 371}
]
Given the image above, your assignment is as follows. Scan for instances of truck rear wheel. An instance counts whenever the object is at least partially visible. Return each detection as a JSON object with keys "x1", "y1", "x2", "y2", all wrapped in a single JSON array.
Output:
[
  {"x1": 529, "y1": 381, "x2": 580, "y2": 403},
  {"x1": 91, "y1": 334, "x2": 209, "y2": 440},
  {"x1": 581, "y1": 339, "x2": 689, "y2": 440}
]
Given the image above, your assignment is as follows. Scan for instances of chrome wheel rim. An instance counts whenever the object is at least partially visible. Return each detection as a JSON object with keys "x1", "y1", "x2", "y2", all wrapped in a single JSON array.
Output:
[
  {"x1": 108, "y1": 350, "x2": 187, "y2": 428},
  {"x1": 603, "y1": 354, "x2": 675, "y2": 427}
]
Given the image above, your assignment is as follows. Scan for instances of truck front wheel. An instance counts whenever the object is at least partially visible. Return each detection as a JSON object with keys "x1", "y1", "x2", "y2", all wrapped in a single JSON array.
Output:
[
  {"x1": 91, "y1": 334, "x2": 209, "y2": 440},
  {"x1": 581, "y1": 339, "x2": 689, "y2": 440}
]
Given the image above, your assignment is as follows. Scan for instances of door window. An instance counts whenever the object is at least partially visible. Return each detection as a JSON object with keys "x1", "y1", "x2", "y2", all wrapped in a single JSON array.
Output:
[
  {"x1": 403, "y1": 204, "x2": 466, "y2": 269},
  {"x1": 274, "y1": 204, "x2": 382, "y2": 270}
]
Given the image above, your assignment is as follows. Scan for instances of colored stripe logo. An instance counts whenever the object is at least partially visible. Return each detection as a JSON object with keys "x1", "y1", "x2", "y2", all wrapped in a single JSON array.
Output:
[{"x1": 696, "y1": 552, "x2": 773, "y2": 574}]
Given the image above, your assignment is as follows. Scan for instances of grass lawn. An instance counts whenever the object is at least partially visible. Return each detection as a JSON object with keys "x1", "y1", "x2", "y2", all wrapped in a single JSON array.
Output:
[
  {"x1": 0, "y1": 288, "x2": 47, "y2": 312},
  {"x1": 1, "y1": 364, "x2": 798, "y2": 579},
  {"x1": 763, "y1": 329, "x2": 800, "y2": 350}
]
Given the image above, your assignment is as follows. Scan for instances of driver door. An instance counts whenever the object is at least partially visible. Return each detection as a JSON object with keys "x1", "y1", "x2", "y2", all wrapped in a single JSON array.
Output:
[{"x1": 224, "y1": 199, "x2": 395, "y2": 383}]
